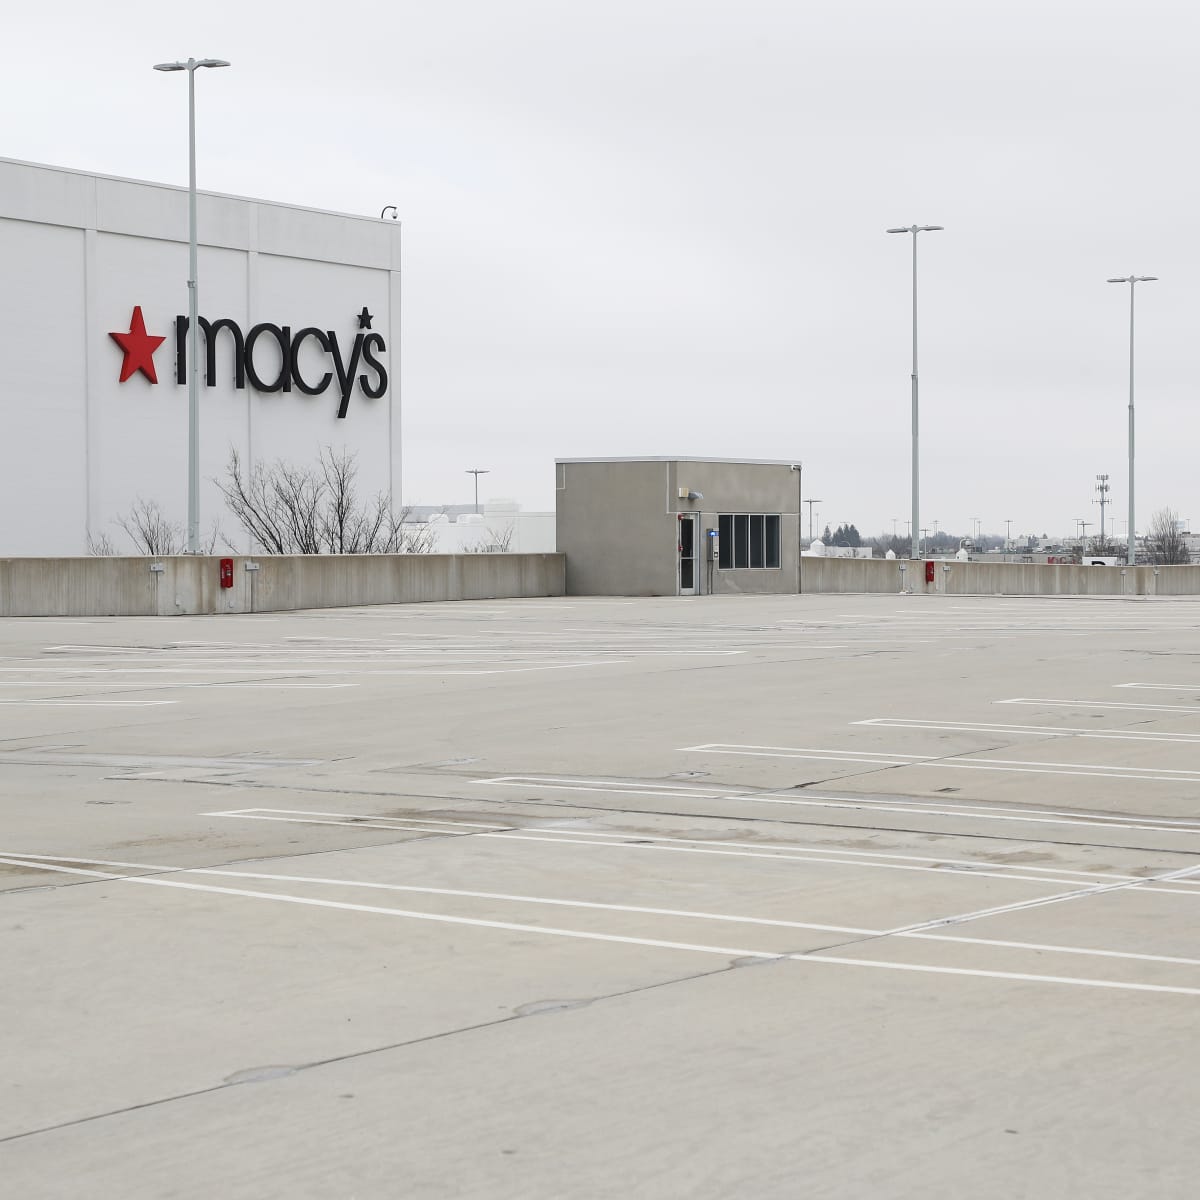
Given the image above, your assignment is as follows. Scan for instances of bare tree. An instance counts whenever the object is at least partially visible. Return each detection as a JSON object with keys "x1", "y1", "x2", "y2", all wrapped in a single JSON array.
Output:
[
  {"x1": 463, "y1": 522, "x2": 516, "y2": 553},
  {"x1": 217, "y1": 447, "x2": 434, "y2": 554},
  {"x1": 107, "y1": 500, "x2": 224, "y2": 555},
  {"x1": 867, "y1": 532, "x2": 908, "y2": 558},
  {"x1": 1088, "y1": 533, "x2": 1123, "y2": 558},
  {"x1": 86, "y1": 530, "x2": 118, "y2": 556},
  {"x1": 1147, "y1": 507, "x2": 1191, "y2": 565},
  {"x1": 116, "y1": 498, "x2": 184, "y2": 556}
]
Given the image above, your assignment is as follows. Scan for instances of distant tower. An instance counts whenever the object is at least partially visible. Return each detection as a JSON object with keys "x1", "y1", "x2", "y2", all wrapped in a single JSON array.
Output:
[{"x1": 1095, "y1": 474, "x2": 1111, "y2": 541}]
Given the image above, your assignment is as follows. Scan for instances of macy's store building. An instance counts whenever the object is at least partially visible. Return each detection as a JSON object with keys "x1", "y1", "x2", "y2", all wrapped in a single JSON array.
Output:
[{"x1": 0, "y1": 157, "x2": 401, "y2": 556}]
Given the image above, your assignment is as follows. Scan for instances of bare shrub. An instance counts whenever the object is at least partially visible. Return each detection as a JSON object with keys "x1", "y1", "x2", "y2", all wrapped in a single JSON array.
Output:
[
  {"x1": 1147, "y1": 507, "x2": 1191, "y2": 565},
  {"x1": 463, "y1": 522, "x2": 515, "y2": 554},
  {"x1": 217, "y1": 447, "x2": 434, "y2": 554}
]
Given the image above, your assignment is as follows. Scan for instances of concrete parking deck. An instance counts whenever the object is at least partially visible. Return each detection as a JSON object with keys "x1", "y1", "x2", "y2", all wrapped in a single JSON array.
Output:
[{"x1": 2, "y1": 593, "x2": 1199, "y2": 1197}]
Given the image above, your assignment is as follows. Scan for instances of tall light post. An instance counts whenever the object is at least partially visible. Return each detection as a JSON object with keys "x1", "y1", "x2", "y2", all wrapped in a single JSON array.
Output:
[
  {"x1": 804, "y1": 498, "x2": 823, "y2": 542},
  {"x1": 465, "y1": 468, "x2": 489, "y2": 514},
  {"x1": 154, "y1": 56, "x2": 230, "y2": 554},
  {"x1": 1094, "y1": 473, "x2": 1111, "y2": 543},
  {"x1": 1107, "y1": 275, "x2": 1157, "y2": 566},
  {"x1": 888, "y1": 224, "x2": 943, "y2": 561}
]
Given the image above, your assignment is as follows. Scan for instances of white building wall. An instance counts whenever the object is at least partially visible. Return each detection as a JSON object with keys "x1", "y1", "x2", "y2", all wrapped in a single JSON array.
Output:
[
  {"x1": 0, "y1": 158, "x2": 401, "y2": 555},
  {"x1": 414, "y1": 511, "x2": 557, "y2": 555}
]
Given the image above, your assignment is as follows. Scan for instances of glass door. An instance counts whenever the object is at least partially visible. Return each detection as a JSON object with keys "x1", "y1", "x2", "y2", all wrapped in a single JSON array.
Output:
[{"x1": 679, "y1": 515, "x2": 697, "y2": 595}]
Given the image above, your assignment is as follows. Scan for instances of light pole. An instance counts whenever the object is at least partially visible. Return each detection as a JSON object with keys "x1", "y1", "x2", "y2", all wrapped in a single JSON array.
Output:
[
  {"x1": 888, "y1": 224, "x2": 943, "y2": 563},
  {"x1": 380, "y1": 205, "x2": 398, "y2": 220},
  {"x1": 804, "y1": 499, "x2": 823, "y2": 542},
  {"x1": 465, "y1": 468, "x2": 489, "y2": 514},
  {"x1": 1107, "y1": 275, "x2": 1157, "y2": 565},
  {"x1": 1094, "y1": 473, "x2": 1110, "y2": 543},
  {"x1": 154, "y1": 56, "x2": 230, "y2": 554}
]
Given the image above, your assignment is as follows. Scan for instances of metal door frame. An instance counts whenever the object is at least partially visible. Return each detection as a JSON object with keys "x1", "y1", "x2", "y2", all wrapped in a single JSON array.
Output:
[{"x1": 678, "y1": 514, "x2": 698, "y2": 595}]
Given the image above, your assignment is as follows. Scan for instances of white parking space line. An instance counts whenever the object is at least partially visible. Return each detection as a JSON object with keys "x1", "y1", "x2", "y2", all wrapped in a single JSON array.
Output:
[
  {"x1": 478, "y1": 831, "x2": 1200, "y2": 895},
  {"x1": 5, "y1": 854, "x2": 1200, "y2": 998},
  {"x1": 0, "y1": 699, "x2": 177, "y2": 707},
  {"x1": 479, "y1": 775, "x2": 1200, "y2": 837},
  {"x1": 854, "y1": 718, "x2": 1200, "y2": 744},
  {"x1": 997, "y1": 697, "x2": 1200, "y2": 713},
  {"x1": 206, "y1": 803, "x2": 1200, "y2": 887},
  {"x1": 1115, "y1": 683, "x2": 1200, "y2": 693},
  {"x1": 203, "y1": 807, "x2": 511, "y2": 834},
  {"x1": 8, "y1": 850, "x2": 1200, "y2": 969},
  {"x1": 885, "y1": 860, "x2": 1200, "y2": 936},
  {"x1": 683, "y1": 743, "x2": 1200, "y2": 784}
]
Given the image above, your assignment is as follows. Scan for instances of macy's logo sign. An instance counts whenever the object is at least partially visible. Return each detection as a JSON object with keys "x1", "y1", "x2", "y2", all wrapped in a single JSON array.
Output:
[{"x1": 108, "y1": 305, "x2": 387, "y2": 419}]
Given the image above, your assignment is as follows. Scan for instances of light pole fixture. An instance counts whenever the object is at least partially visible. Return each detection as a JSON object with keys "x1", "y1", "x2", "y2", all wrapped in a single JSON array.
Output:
[
  {"x1": 465, "y1": 468, "x2": 489, "y2": 514},
  {"x1": 1094, "y1": 473, "x2": 1111, "y2": 543},
  {"x1": 804, "y1": 498, "x2": 823, "y2": 542},
  {"x1": 380, "y1": 205, "x2": 398, "y2": 220},
  {"x1": 154, "y1": 56, "x2": 231, "y2": 554},
  {"x1": 1106, "y1": 274, "x2": 1157, "y2": 566},
  {"x1": 887, "y1": 224, "x2": 944, "y2": 562}
]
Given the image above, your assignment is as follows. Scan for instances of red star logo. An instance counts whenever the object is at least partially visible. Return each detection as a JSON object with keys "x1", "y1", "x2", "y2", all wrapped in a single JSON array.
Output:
[{"x1": 109, "y1": 306, "x2": 165, "y2": 383}]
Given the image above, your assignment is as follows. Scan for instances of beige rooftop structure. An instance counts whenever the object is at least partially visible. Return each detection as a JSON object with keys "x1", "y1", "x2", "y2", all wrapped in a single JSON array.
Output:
[{"x1": 555, "y1": 457, "x2": 803, "y2": 596}]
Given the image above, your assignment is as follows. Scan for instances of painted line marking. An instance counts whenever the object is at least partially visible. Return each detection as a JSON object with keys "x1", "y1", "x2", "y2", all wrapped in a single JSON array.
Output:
[
  {"x1": 682, "y1": 743, "x2": 1200, "y2": 784},
  {"x1": 4, "y1": 855, "x2": 1199, "y2": 998},
  {"x1": 998, "y1": 697, "x2": 1200, "y2": 713},
  {"x1": 854, "y1": 718, "x2": 1200, "y2": 745},
  {"x1": 204, "y1": 807, "x2": 510, "y2": 833},
  {"x1": 1116, "y1": 683, "x2": 1200, "y2": 693},
  {"x1": 479, "y1": 775, "x2": 1200, "y2": 836},
  {"x1": 0, "y1": 699, "x2": 177, "y2": 707},
  {"x1": 885, "y1": 860, "x2": 1200, "y2": 937},
  {"x1": 6, "y1": 851, "x2": 1200, "y2": 970},
  {"x1": 210, "y1": 802, "x2": 1200, "y2": 888},
  {"x1": 476, "y1": 831, "x2": 1200, "y2": 896}
]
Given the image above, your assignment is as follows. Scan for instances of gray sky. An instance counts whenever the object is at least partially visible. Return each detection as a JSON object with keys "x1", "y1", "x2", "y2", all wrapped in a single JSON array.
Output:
[{"x1": 7, "y1": 1, "x2": 1197, "y2": 539}]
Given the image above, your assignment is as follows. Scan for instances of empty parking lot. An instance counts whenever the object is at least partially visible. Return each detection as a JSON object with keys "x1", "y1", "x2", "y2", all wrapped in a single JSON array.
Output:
[{"x1": 2, "y1": 593, "x2": 1199, "y2": 1197}]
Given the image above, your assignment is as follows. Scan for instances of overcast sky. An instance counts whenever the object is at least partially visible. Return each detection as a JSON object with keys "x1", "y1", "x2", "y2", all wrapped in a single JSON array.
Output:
[{"x1": 7, "y1": 1, "x2": 1197, "y2": 539}]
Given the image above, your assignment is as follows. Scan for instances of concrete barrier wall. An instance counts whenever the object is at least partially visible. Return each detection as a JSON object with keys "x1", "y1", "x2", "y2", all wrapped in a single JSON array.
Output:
[
  {"x1": 800, "y1": 557, "x2": 1200, "y2": 596},
  {"x1": 0, "y1": 554, "x2": 566, "y2": 617},
  {"x1": 6, "y1": 554, "x2": 1199, "y2": 615}
]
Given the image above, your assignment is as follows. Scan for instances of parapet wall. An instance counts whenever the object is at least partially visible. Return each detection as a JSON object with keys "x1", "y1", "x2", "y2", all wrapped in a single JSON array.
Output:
[
  {"x1": 0, "y1": 554, "x2": 566, "y2": 617},
  {"x1": 801, "y1": 556, "x2": 1200, "y2": 596},
  {"x1": 6, "y1": 554, "x2": 1197, "y2": 615}
]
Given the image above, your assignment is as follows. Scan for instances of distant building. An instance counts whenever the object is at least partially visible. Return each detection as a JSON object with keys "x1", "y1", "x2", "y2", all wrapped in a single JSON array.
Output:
[{"x1": 403, "y1": 501, "x2": 555, "y2": 554}]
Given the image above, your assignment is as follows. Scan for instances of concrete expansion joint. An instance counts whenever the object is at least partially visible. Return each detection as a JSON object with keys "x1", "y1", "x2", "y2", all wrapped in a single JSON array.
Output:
[{"x1": 0, "y1": 955, "x2": 747, "y2": 1148}]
